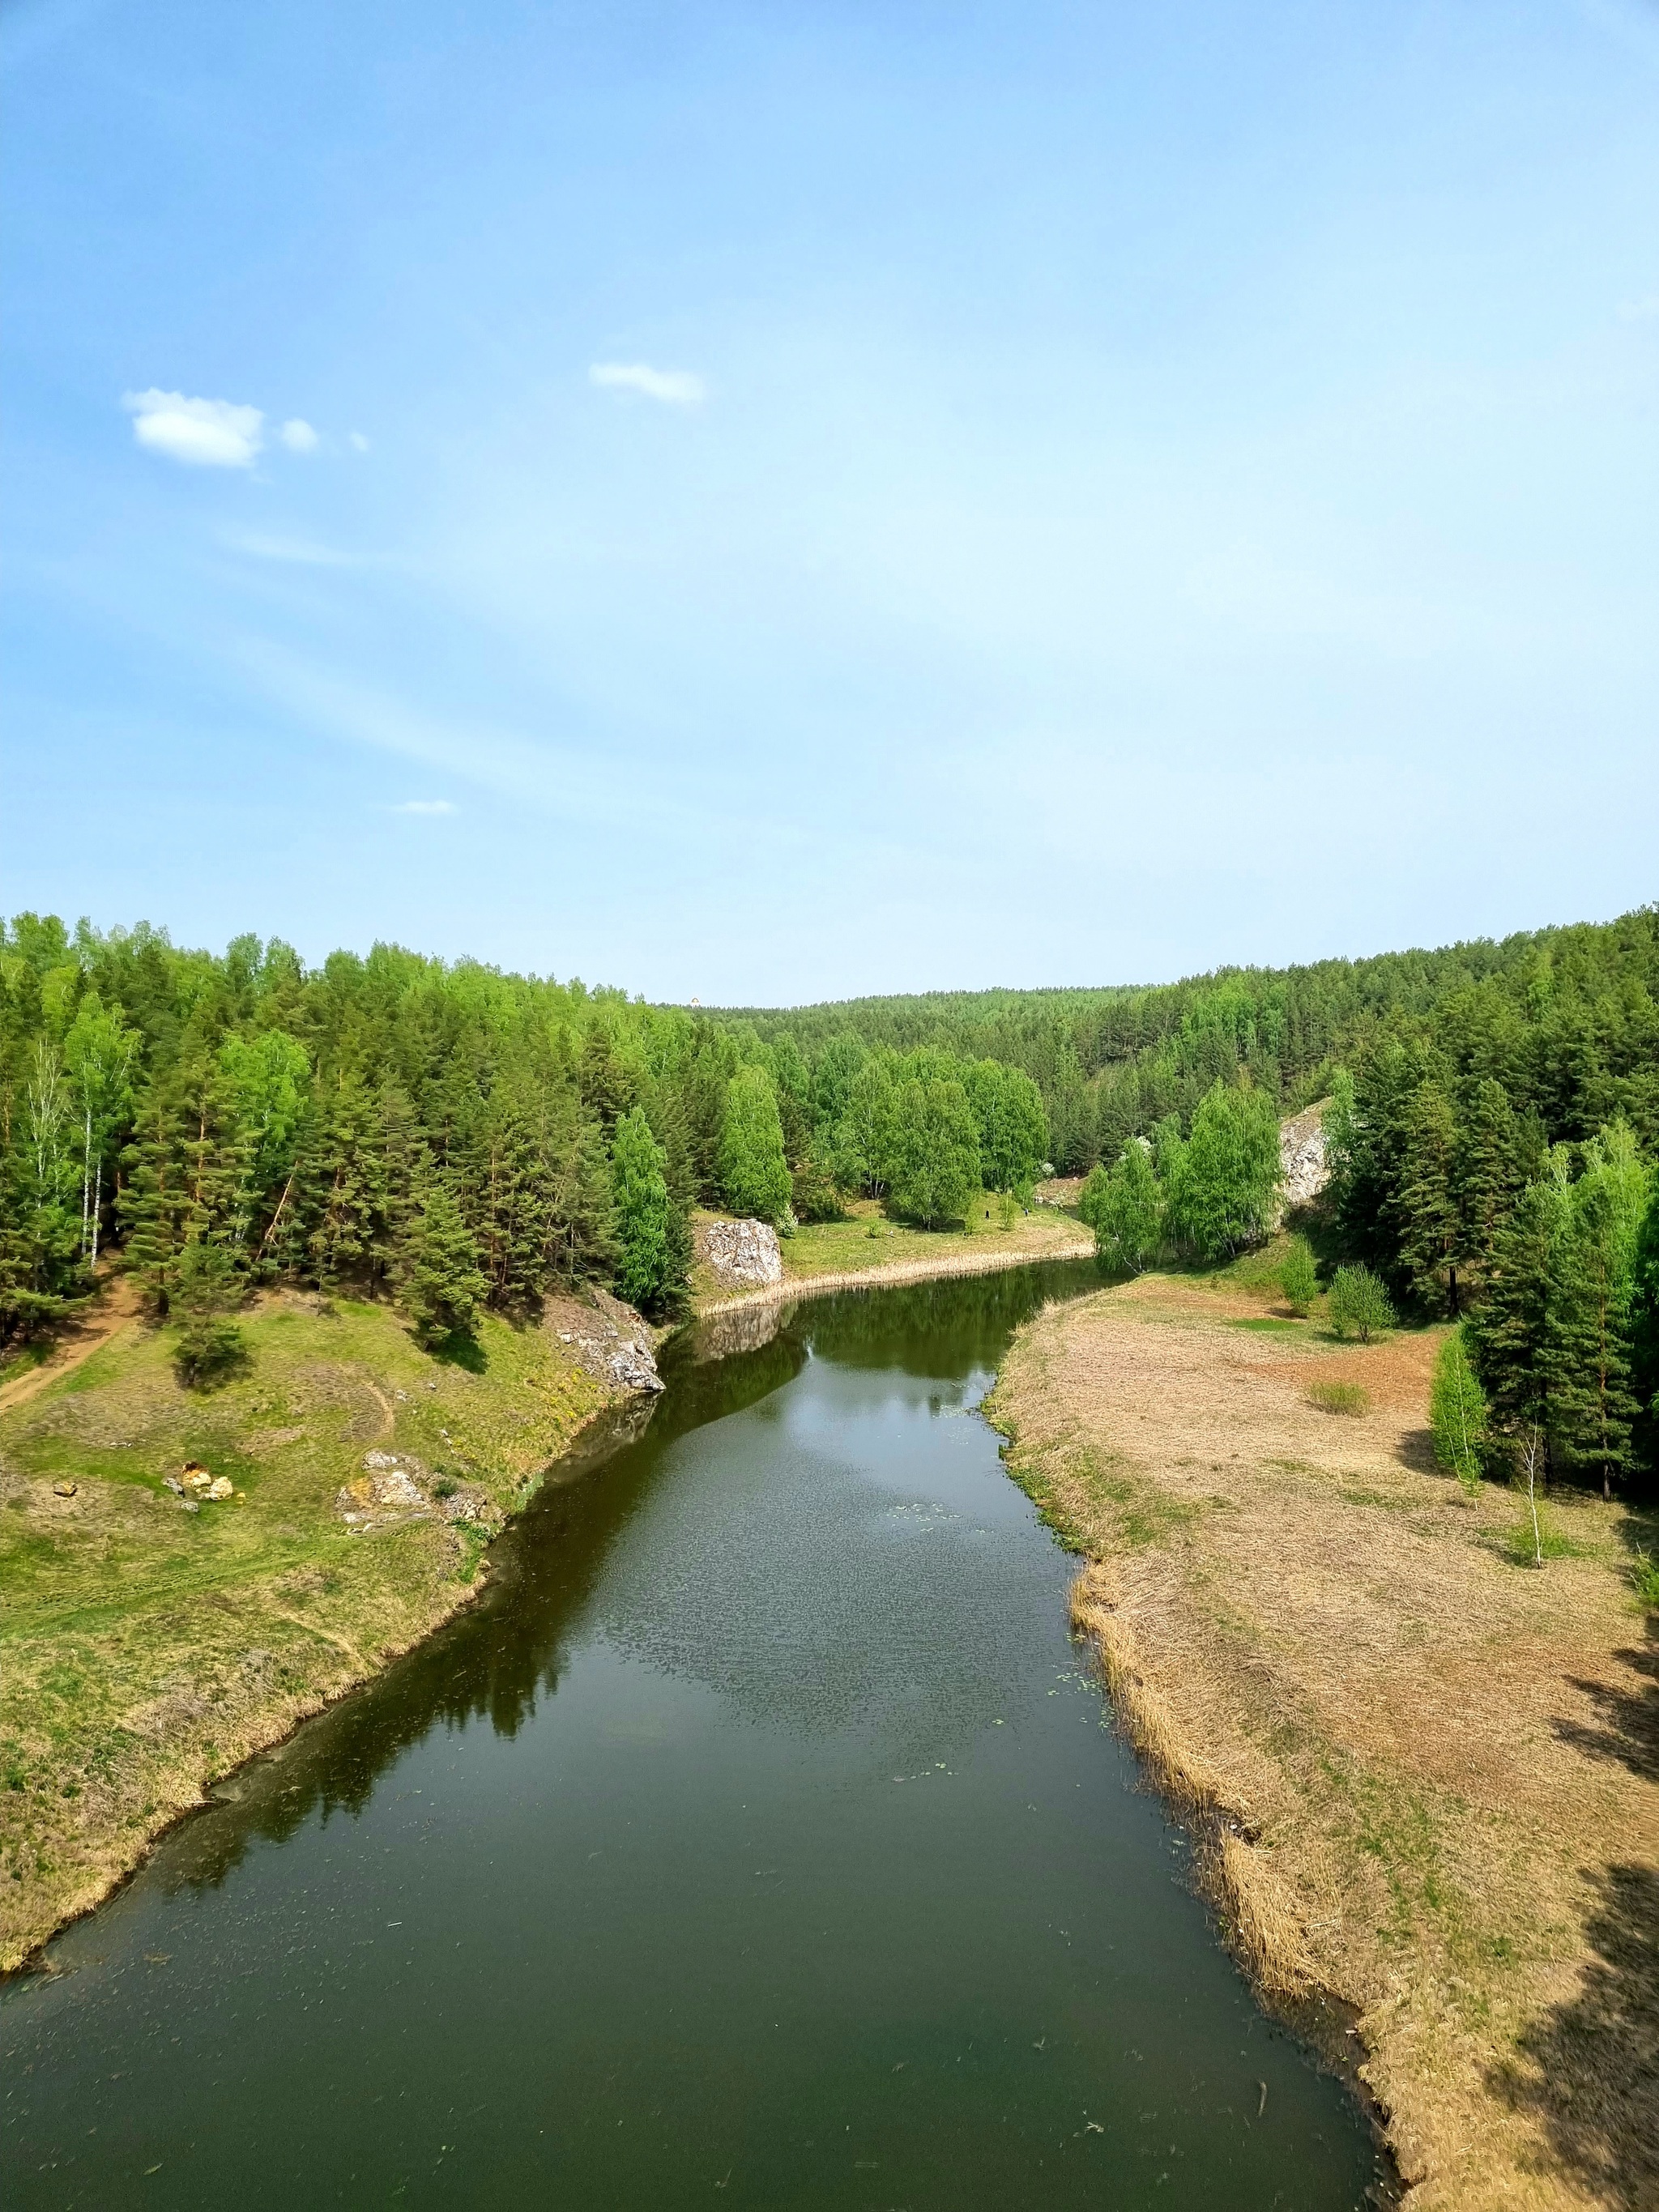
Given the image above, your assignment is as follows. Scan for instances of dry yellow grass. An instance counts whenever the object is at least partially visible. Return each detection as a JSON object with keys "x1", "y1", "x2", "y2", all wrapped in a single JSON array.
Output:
[{"x1": 989, "y1": 1269, "x2": 1657, "y2": 2212}]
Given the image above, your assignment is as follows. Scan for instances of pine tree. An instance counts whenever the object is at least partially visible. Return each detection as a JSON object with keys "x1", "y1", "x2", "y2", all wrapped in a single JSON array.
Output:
[
  {"x1": 404, "y1": 1183, "x2": 486, "y2": 1347},
  {"x1": 1539, "y1": 1124, "x2": 1648, "y2": 1496},
  {"x1": 548, "y1": 1115, "x2": 620, "y2": 1285},
  {"x1": 1454, "y1": 1076, "x2": 1524, "y2": 1272},
  {"x1": 1399, "y1": 1080, "x2": 1462, "y2": 1312},
  {"x1": 1468, "y1": 1165, "x2": 1570, "y2": 1437}
]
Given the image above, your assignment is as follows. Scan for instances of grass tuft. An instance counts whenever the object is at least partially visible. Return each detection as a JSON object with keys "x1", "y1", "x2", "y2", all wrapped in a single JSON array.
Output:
[{"x1": 1307, "y1": 1379, "x2": 1370, "y2": 1416}]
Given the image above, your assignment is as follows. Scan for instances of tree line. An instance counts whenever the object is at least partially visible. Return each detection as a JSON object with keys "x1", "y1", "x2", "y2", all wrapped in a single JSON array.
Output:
[
  {"x1": 0, "y1": 916, "x2": 1050, "y2": 1356},
  {"x1": 720, "y1": 908, "x2": 1659, "y2": 1178}
]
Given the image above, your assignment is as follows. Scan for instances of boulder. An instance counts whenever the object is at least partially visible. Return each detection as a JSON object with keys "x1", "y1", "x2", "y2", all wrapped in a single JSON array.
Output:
[{"x1": 698, "y1": 1217, "x2": 784, "y2": 1290}]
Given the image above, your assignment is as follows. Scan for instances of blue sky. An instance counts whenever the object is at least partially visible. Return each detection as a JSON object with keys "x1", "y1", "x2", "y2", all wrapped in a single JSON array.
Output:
[{"x1": 3, "y1": 1, "x2": 1656, "y2": 1004}]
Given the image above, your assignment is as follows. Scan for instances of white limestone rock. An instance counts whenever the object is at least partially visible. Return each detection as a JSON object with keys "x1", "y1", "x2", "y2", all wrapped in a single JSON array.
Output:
[{"x1": 698, "y1": 1217, "x2": 784, "y2": 1290}]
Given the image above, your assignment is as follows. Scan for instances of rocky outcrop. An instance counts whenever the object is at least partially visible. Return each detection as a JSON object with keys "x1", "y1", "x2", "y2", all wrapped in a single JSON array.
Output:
[
  {"x1": 549, "y1": 1287, "x2": 664, "y2": 1395},
  {"x1": 697, "y1": 1217, "x2": 784, "y2": 1290},
  {"x1": 1278, "y1": 1101, "x2": 1332, "y2": 1213},
  {"x1": 335, "y1": 1451, "x2": 504, "y2": 1533}
]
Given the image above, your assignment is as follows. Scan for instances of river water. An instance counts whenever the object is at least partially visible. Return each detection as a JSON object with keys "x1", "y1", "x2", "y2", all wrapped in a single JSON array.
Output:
[{"x1": 3, "y1": 1260, "x2": 1386, "y2": 2209}]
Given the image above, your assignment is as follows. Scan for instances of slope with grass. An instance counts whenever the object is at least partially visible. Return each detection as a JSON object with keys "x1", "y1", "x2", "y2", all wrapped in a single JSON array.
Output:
[
  {"x1": 988, "y1": 1249, "x2": 1657, "y2": 2212},
  {"x1": 0, "y1": 1284, "x2": 625, "y2": 1971}
]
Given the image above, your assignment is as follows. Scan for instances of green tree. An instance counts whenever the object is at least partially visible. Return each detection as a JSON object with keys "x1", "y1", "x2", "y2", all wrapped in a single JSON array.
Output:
[
  {"x1": 888, "y1": 1078, "x2": 981, "y2": 1227},
  {"x1": 964, "y1": 1060, "x2": 1048, "y2": 1197},
  {"x1": 1079, "y1": 1142, "x2": 1163, "y2": 1273},
  {"x1": 1431, "y1": 1326, "x2": 1489, "y2": 1497},
  {"x1": 612, "y1": 1106, "x2": 676, "y2": 1312},
  {"x1": 719, "y1": 1067, "x2": 792, "y2": 1224},
  {"x1": 1399, "y1": 1080, "x2": 1462, "y2": 1313},
  {"x1": 1280, "y1": 1235, "x2": 1318, "y2": 1316},
  {"x1": 170, "y1": 1238, "x2": 246, "y2": 1387},
  {"x1": 62, "y1": 991, "x2": 138, "y2": 1266},
  {"x1": 1328, "y1": 1264, "x2": 1394, "y2": 1343},
  {"x1": 1165, "y1": 1081, "x2": 1282, "y2": 1261},
  {"x1": 404, "y1": 1183, "x2": 486, "y2": 1347},
  {"x1": 1468, "y1": 1164, "x2": 1570, "y2": 1437},
  {"x1": 1539, "y1": 1123, "x2": 1648, "y2": 1496}
]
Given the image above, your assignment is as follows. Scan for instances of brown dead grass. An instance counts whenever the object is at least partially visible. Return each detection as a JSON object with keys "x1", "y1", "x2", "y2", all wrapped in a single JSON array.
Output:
[{"x1": 990, "y1": 1272, "x2": 1658, "y2": 2212}]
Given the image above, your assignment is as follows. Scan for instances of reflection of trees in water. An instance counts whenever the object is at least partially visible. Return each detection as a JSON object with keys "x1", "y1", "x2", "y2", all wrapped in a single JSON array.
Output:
[
  {"x1": 158, "y1": 1396, "x2": 670, "y2": 1899},
  {"x1": 153, "y1": 1257, "x2": 1098, "y2": 1905},
  {"x1": 796, "y1": 1257, "x2": 1102, "y2": 1379},
  {"x1": 1491, "y1": 1861, "x2": 1658, "y2": 2211}
]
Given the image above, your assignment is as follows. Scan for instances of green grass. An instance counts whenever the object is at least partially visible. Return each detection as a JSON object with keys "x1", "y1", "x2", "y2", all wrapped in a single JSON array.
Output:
[
  {"x1": 1227, "y1": 1315, "x2": 1306, "y2": 1334},
  {"x1": 1307, "y1": 1379, "x2": 1370, "y2": 1416}
]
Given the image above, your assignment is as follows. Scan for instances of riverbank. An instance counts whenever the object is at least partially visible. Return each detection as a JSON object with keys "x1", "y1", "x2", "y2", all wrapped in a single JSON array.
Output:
[
  {"x1": 0, "y1": 1282, "x2": 642, "y2": 1971},
  {"x1": 987, "y1": 1262, "x2": 1658, "y2": 2212},
  {"x1": 693, "y1": 1196, "x2": 1093, "y2": 1314}
]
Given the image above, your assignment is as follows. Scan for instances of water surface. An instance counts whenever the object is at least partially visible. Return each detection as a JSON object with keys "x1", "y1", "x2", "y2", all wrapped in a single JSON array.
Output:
[{"x1": 4, "y1": 1261, "x2": 1385, "y2": 2208}]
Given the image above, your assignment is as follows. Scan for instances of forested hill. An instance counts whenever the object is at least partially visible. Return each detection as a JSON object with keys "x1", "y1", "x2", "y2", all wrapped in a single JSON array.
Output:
[
  {"x1": 714, "y1": 908, "x2": 1659, "y2": 1173},
  {"x1": 3, "y1": 906, "x2": 1656, "y2": 1471}
]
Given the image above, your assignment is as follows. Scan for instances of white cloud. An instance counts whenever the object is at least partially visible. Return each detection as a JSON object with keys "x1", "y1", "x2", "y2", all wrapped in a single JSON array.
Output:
[
  {"x1": 390, "y1": 799, "x2": 457, "y2": 815},
  {"x1": 280, "y1": 417, "x2": 319, "y2": 453},
  {"x1": 589, "y1": 361, "x2": 706, "y2": 407},
  {"x1": 123, "y1": 389, "x2": 263, "y2": 467},
  {"x1": 349, "y1": 430, "x2": 370, "y2": 452}
]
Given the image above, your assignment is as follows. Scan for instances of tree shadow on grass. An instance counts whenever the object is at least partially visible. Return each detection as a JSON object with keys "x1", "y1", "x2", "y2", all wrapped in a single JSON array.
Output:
[
  {"x1": 1488, "y1": 1861, "x2": 1659, "y2": 2211},
  {"x1": 429, "y1": 1328, "x2": 487, "y2": 1374},
  {"x1": 1553, "y1": 1619, "x2": 1659, "y2": 1787}
]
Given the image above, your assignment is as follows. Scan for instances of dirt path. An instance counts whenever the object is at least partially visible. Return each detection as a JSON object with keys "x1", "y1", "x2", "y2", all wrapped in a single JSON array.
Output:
[
  {"x1": 991, "y1": 1273, "x2": 1657, "y2": 2212},
  {"x1": 0, "y1": 1275, "x2": 143, "y2": 1415}
]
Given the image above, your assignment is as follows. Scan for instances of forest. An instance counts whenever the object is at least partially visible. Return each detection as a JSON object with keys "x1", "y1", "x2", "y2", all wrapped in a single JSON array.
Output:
[
  {"x1": 2, "y1": 904, "x2": 1657, "y2": 1493},
  {"x1": 0, "y1": 914, "x2": 1050, "y2": 1354}
]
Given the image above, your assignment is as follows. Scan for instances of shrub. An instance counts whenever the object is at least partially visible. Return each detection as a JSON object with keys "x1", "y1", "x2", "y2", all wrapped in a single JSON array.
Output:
[
  {"x1": 1328, "y1": 1264, "x2": 1394, "y2": 1343},
  {"x1": 1279, "y1": 1237, "x2": 1318, "y2": 1316},
  {"x1": 1307, "y1": 1379, "x2": 1370, "y2": 1416},
  {"x1": 1430, "y1": 1326, "x2": 1489, "y2": 1497}
]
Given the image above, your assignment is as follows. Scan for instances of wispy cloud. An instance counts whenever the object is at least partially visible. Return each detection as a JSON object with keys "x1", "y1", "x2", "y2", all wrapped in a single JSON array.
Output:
[
  {"x1": 221, "y1": 530, "x2": 354, "y2": 567},
  {"x1": 589, "y1": 361, "x2": 706, "y2": 407},
  {"x1": 349, "y1": 430, "x2": 370, "y2": 453},
  {"x1": 124, "y1": 388, "x2": 262, "y2": 467},
  {"x1": 390, "y1": 799, "x2": 457, "y2": 815},
  {"x1": 279, "y1": 417, "x2": 319, "y2": 453}
]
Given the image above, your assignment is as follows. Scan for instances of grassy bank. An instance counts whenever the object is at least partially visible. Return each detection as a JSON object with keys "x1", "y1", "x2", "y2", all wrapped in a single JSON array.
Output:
[
  {"x1": 987, "y1": 1252, "x2": 1657, "y2": 2212},
  {"x1": 0, "y1": 1283, "x2": 620, "y2": 1970},
  {"x1": 692, "y1": 1196, "x2": 1092, "y2": 1311}
]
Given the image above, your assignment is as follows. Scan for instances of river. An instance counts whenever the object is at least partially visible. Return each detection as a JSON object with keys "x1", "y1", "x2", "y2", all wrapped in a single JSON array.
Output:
[{"x1": 3, "y1": 1259, "x2": 1387, "y2": 2208}]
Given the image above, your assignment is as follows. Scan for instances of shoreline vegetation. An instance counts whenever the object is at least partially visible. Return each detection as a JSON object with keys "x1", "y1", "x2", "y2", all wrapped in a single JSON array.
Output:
[
  {"x1": 0, "y1": 1278, "x2": 642, "y2": 1973},
  {"x1": 988, "y1": 1247, "x2": 1657, "y2": 2212}
]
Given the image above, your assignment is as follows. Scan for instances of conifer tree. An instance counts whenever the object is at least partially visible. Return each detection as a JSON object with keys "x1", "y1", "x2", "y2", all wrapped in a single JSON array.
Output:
[
  {"x1": 1399, "y1": 1080, "x2": 1462, "y2": 1312},
  {"x1": 1453, "y1": 1076, "x2": 1524, "y2": 1269},
  {"x1": 1539, "y1": 1124, "x2": 1648, "y2": 1496},
  {"x1": 404, "y1": 1182, "x2": 486, "y2": 1347}
]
